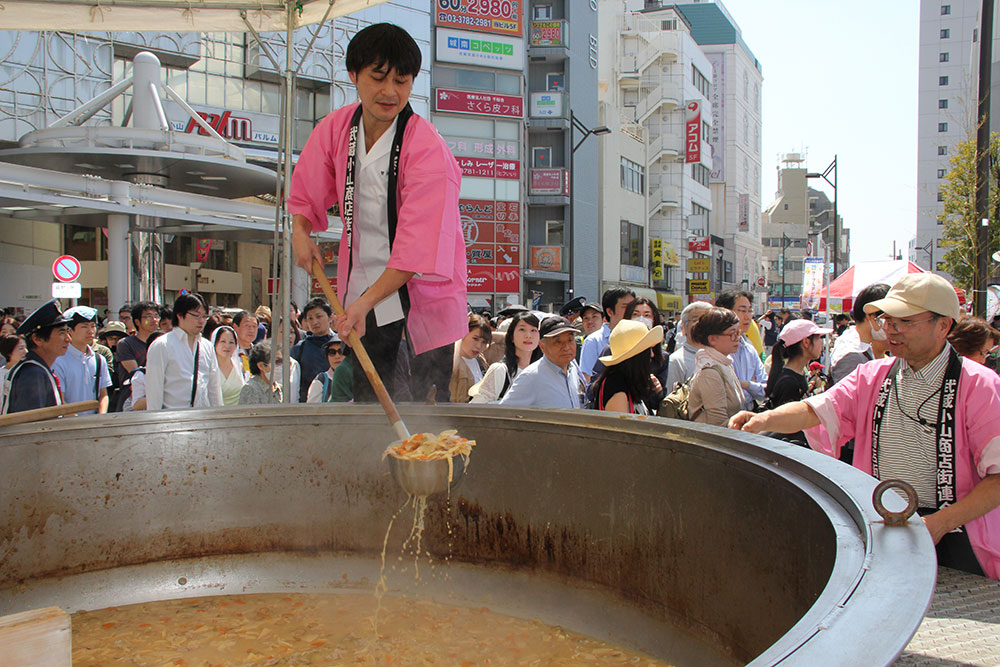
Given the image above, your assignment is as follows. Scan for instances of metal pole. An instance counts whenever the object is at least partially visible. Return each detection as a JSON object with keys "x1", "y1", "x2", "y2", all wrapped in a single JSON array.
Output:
[
  {"x1": 781, "y1": 234, "x2": 787, "y2": 310},
  {"x1": 832, "y1": 155, "x2": 838, "y2": 278},
  {"x1": 975, "y1": 0, "x2": 994, "y2": 316},
  {"x1": 569, "y1": 110, "x2": 575, "y2": 304},
  {"x1": 279, "y1": 1, "x2": 295, "y2": 402}
]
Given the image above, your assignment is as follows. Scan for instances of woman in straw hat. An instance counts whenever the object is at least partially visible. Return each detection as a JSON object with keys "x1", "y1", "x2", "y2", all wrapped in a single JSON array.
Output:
[
  {"x1": 591, "y1": 319, "x2": 664, "y2": 414},
  {"x1": 687, "y1": 307, "x2": 745, "y2": 426}
]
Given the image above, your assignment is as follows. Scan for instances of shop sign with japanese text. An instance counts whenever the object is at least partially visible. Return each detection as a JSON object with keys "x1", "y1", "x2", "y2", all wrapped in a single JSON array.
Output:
[
  {"x1": 434, "y1": 0, "x2": 523, "y2": 37},
  {"x1": 436, "y1": 88, "x2": 523, "y2": 118}
]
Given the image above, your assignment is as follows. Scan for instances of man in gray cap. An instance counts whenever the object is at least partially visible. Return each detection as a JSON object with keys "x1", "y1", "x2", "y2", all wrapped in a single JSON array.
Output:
[
  {"x1": 730, "y1": 273, "x2": 1000, "y2": 579},
  {"x1": 500, "y1": 316, "x2": 583, "y2": 409},
  {"x1": 1, "y1": 299, "x2": 71, "y2": 414}
]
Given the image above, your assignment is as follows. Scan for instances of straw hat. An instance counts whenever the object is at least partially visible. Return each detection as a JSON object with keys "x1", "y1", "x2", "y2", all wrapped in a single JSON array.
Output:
[{"x1": 598, "y1": 320, "x2": 664, "y2": 366}]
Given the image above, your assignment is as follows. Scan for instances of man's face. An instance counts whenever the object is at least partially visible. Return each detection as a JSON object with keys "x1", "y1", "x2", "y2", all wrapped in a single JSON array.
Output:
[
  {"x1": 178, "y1": 307, "x2": 208, "y2": 336},
  {"x1": 302, "y1": 308, "x2": 331, "y2": 336},
  {"x1": 119, "y1": 311, "x2": 135, "y2": 335},
  {"x1": 136, "y1": 309, "x2": 159, "y2": 336},
  {"x1": 684, "y1": 310, "x2": 706, "y2": 338},
  {"x1": 878, "y1": 312, "x2": 951, "y2": 363},
  {"x1": 608, "y1": 294, "x2": 635, "y2": 328},
  {"x1": 34, "y1": 325, "x2": 70, "y2": 361},
  {"x1": 581, "y1": 309, "x2": 603, "y2": 335},
  {"x1": 70, "y1": 321, "x2": 96, "y2": 348},
  {"x1": 540, "y1": 331, "x2": 577, "y2": 370},
  {"x1": 348, "y1": 64, "x2": 413, "y2": 132},
  {"x1": 236, "y1": 315, "x2": 258, "y2": 347},
  {"x1": 731, "y1": 296, "x2": 752, "y2": 333}
]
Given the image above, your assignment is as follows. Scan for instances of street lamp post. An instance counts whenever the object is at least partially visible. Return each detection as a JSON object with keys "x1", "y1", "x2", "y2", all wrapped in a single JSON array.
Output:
[
  {"x1": 569, "y1": 109, "x2": 610, "y2": 301},
  {"x1": 807, "y1": 156, "x2": 838, "y2": 277},
  {"x1": 780, "y1": 233, "x2": 791, "y2": 309},
  {"x1": 918, "y1": 239, "x2": 934, "y2": 273}
]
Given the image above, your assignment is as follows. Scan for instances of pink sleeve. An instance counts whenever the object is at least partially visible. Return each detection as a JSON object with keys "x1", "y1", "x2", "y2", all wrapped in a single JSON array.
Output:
[
  {"x1": 961, "y1": 367, "x2": 1000, "y2": 477},
  {"x1": 803, "y1": 363, "x2": 865, "y2": 458},
  {"x1": 287, "y1": 112, "x2": 342, "y2": 234},
  {"x1": 386, "y1": 122, "x2": 462, "y2": 279}
]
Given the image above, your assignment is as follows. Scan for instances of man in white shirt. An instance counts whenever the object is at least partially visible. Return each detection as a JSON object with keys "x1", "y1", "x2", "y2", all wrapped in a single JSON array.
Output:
[
  {"x1": 52, "y1": 306, "x2": 113, "y2": 414},
  {"x1": 145, "y1": 293, "x2": 223, "y2": 410},
  {"x1": 501, "y1": 317, "x2": 583, "y2": 409},
  {"x1": 579, "y1": 288, "x2": 635, "y2": 383}
]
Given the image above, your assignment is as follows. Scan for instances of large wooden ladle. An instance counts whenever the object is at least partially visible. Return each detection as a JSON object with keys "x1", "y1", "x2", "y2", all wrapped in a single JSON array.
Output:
[{"x1": 311, "y1": 259, "x2": 411, "y2": 442}]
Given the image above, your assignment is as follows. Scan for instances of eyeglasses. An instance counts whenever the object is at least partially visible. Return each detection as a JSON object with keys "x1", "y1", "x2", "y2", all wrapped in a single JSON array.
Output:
[
  {"x1": 186, "y1": 311, "x2": 210, "y2": 321},
  {"x1": 327, "y1": 348, "x2": 345, "y2": 356},
  {"x1": 872, "y1": 314, "x2": 938, "y2": 332}
]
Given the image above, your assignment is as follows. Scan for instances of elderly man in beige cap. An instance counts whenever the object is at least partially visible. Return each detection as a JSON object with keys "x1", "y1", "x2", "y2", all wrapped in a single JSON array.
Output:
[{"x1": 730, "y1": 272, "x2": 1000, "y2": 579}]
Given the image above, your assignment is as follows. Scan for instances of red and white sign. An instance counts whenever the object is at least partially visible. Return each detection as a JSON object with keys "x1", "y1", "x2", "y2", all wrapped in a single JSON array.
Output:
[
  {"x1": 495, "y1": 267, "x2": 519, "y2": 293},
  {"x1": 467, "y1": 267, "x2": 496, "y2": 293},
  {"x1": 310, "y1": 276, "x2": 337, "y2": 295},
  {"x1": 459, "y1": 198, "x2": 522, "y2": 294},
  {"x1": 195, "y1": 238, "x2": 213, "y2": 262},
  {"x1": 685, "y1": 101, "x2": 701, "y2": 164},
  {"x1": 436, "y1": 88, "x2": 523, "y2": 118},
  {"x1": 757, "y1": 277, "x2": 767, "y2": 287},
  {"x1": 457, "y1": 157, "x2": 520, "y2": 180},
  {"x1": 529, "y1": 169, "x2": 569, "y2": 196},
  {"x1": 52, "y1": 255, "x2": 81, "y2": 282},
  {"x1": 184, "y1": 110, "x2": 252, "y2": 141},
  {"x1": 688, "y1": 236, "x2": 710, "y2": 252},
  {"x1": 434, "y1": 0, "x2": 522, "y2": 36},
  {"x1": 530, "y1": 246, "x2": 563, "y2": 272}
]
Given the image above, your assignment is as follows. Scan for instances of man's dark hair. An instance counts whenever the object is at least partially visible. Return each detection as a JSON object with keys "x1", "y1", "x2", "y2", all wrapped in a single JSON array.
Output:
[
  {"x1": 851, "y1": 283, "x2": 890, "y2": 322},
  {"x1": 345, "y1": 23, "x2": 421, "y2": 78},
  {"x1": 233, "y1": 310, "x2": 256, "y2": 327},
  {"x1": 25, "y1": 325, "x2": 64, "y2": 352},
  {"x1": 716, "y1": 289, "x2": 753, "y2": 311},
  {"x1": 131, "y1": 300, "x2": 159, "y2": 323},
  {"x1": 600, "y1": 287, "x2": 636, "y2": 322},
  {"x1": 301, "y1": 297, "x2": 333, "y2": 319},
  {"x1": 171, "y1": 293, "x2": 207, "y2": 326},
  {"x1": 159, "y1": 305, "x2": 173, "y2": 321},
  {"x1": 118, "y1": 302, "x2": 132, "y2": 316},
  {"x1": 0, "y1": 334, "x2": 20, "y2": 359}
]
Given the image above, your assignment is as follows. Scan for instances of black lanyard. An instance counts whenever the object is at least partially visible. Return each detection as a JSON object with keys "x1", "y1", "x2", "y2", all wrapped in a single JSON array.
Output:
[
  {"x1": 871, "y1": 348, "x2": 963, "y2": 515},
  {"x1": 190, "y1": 342, "x2": 200, "y2": 407},
  {"x1": 341, "y1": 103, "x2": 414, "y2": 305}
]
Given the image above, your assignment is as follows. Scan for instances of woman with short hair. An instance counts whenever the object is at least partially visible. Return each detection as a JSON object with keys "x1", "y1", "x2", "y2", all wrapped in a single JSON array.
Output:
[
  {"x1": 238, "y1": 341, "x2": 282, "y2": 405},
  {"x1": 948, "y1": 316, "x2": 1000, "y2": 365},
  {"x1": 687, "y1": 307, "x2": 745, "y2": 426}
]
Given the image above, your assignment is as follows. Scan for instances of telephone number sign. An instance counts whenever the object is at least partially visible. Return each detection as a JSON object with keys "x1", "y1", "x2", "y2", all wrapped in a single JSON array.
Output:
[{"x1": 435, "y1": 0, "x2": 523, "y2": 37}]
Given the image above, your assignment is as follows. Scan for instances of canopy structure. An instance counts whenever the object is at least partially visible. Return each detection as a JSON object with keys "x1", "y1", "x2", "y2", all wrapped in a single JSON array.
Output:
[
  {"x1": 0, "y1": 0, "x2": 386, "y2": 32},
  {"x1": 819, "y1": 260, "x2": 966, "y2": 313}
]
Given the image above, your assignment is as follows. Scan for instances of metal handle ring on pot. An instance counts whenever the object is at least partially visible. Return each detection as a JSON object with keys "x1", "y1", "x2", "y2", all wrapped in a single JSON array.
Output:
[{"x1": 872, "y1": 479, "x2": 919, "y2": 526}]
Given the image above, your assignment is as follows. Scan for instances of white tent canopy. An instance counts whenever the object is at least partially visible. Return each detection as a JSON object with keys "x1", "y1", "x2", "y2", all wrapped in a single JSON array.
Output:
[{"x1": 0, "y1": 0, "x2": 387, "y2": 32}]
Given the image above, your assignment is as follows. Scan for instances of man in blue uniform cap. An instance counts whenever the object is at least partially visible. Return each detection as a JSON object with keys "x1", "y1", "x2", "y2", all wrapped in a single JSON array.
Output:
[{"x1": 1, "y1": 299, "x2": 71, "y2": 414}]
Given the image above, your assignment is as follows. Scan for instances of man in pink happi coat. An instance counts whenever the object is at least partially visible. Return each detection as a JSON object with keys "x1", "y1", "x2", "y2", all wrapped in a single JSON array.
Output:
[
  {"x1": 730, "y1": 273, "x2": 1000, "y2": 579},
  {"x1": 289, "y1": 23, "x2": 466, "y2": 402}
]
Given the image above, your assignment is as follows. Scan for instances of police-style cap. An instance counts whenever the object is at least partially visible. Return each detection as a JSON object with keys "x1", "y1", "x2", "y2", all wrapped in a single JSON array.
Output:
[
  {"x1": 64, "y1": 305, "x2": 99, "y2": 327},
  {"x1": 16, "y1": 299, "x2": 69, "y2": 336},
  {"x1": 559, "y1": 296, "x2": 586, "y2": 317}
]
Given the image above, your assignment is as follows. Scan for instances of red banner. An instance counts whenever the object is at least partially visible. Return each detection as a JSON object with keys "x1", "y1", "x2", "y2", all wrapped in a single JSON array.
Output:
[
  {"x1": 495, "y1": 222, "x2": 521, "y2": 244},
  {"x1": 466, "y1": 243, "x2": 495, "y2": 265},
  {"x1": 494, "y1": 160, "x2": 520, "y2": 180},
  {"x1": 495, "y1": 200, "x2": 520, "y2": 222},
  {"x1": 458, "y1": 157, "x2": 521, "y2": 180},
  {"x1": 494, "y1": 244, "x2": 519, "y2": 266},
  {"x1": 195, "y1": 238, "x2": 212, "y2": 262},
  {"x1": 436, "y1": 88, "x2": 523, "y2": 118},
  {"x1": 495, "y1": 267, "x2": 520, "y2": 293},
  {"x1": 459, "y1": 198, "x2": 522, "y2": 294},
  {"x1": 688, "y1": 236, "x2": 710, "y2": 252},
  {"x1": 467, "y1": 267, "x2": 496, "y2": 293},
  {"x1": 685, "y1": 101, "x2": 701, "y2": 164}
]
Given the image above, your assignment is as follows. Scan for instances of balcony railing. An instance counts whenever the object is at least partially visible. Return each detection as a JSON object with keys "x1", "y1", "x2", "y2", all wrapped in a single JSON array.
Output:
[
  {"x1": 632, "y1": 83, "x2": 681, "y2": 124},
  {"x1": 647, "y1": 131, "x2": 682, "y2": 166},
  {"x1": 648, "y1": 184, "x2": 681, "y2": 216}
]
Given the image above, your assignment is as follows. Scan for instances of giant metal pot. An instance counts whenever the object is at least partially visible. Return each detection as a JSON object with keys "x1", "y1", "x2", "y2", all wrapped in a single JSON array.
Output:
[{"x1": 0, "y1": 405, "x2": 936, "y2": 665}]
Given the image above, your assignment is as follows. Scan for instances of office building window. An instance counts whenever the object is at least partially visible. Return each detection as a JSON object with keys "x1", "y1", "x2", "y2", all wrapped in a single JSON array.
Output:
[
  {"x1": 937, "y1": 168, "x2": 946, "y2": 178},
  {"x1": 940, "y1": 28, "x2": 950, "y2": 38},
  {"x1": 939, "y1": 122, "x2": 948, "y2": 132},
  {"x1": 692, "y1": 163, "x2": 710, "y2": 187},
  {"x1": 939, "y1": 99, "x2": 949, "y2": 109},
  {"x1": 940, "y1": 76, "x2": 949, "y2": 85},
  {"x1": 939, "y1": 52, "x2": 950, "y2": 62},
  {"x1": 937, "y1": 191, "x2": 944, "y2": 202},
  {"x1": 620, "y1": 221, "x2": 644, "y2": 267},
  {"x1": 692, "y1": 65, "x2": 710, "y2": 97},
  {"x1": 661, "y1": 19, "x2": 677, "y2": 30},
  {"x1": 533, "y1": 4, "x2": 552, "y2": 19},
  {"x1": 941, "y1": 4, "x2": 951, "y2": 14},
  {"x1": 620, "y1": 157, "x2": 645, "y2": 194},
  {"x1": 545, "y1": 220, "x2": 564, "y2": 245},
  {"x1": 938, "y1": 145, "x2": 948, "y2": 155}
]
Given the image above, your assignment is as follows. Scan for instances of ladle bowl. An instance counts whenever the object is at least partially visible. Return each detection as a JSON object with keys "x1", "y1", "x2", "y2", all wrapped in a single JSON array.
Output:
[{"x1": 386, "y1": 447, "x2": 466, "y2": 497}]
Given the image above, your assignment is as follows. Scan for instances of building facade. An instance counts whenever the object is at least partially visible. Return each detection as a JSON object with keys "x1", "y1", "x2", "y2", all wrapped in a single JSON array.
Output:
[{"x1": 914, "y1": 0, "x2": 982, "y2": 276}]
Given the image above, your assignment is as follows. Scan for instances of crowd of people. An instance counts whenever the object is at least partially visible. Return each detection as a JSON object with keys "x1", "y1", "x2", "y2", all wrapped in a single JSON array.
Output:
[{"x1": 2, "y1": 269, "x2": 1000, "y2": 579}]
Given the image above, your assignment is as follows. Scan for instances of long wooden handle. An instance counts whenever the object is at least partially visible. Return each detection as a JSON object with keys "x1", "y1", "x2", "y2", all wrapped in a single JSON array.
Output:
[
  {"x1": 311, "y1": 260, "x2": 410, "y2": 440},
  {"x1": 0, "y1": 401, "x2": 100, "y2": 428}
]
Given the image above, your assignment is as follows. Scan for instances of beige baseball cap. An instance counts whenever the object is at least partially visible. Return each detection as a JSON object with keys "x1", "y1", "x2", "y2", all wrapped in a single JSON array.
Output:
[{"x1": 862, "y1": 273, "x2": 961, "y2": 320}]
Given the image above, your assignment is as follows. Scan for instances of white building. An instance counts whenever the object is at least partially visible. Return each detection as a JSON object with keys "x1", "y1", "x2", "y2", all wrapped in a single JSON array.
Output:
[
  {"x1": 914, "y1": 0, "x2": 984, "y2": 275},
  {"x1": 597, "y1": 2, "x2": 713, "y2": 311}
]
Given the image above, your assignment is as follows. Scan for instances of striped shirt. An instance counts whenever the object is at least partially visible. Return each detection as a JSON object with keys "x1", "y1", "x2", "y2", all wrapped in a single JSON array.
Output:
[{"x1": 878, "y1": 344, "x2": 952, "y2": 508}]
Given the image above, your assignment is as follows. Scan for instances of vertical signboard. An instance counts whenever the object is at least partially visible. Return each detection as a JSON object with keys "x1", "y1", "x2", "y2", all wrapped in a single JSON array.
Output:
[
  {"x1": 650, "y1": 238, "x2": 663, "y2": 281},
  {"x1": 738, "y1": 193, "x2": 749, "y2": 232},
  {"x1": 800, "y1": 257, "x2": 825, "y2": 311},
  {"x1": 685, "y1": 101, "x2": 701, "y2": 164},
  {"x1": 461, "y1": 199, "x2": 521, "y2": 294},
  {"x1": 706, "y1": 52, "x2": 726, "y2": 182}
]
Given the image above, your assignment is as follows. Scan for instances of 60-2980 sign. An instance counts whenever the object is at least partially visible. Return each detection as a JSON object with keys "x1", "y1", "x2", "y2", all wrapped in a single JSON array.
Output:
[{"x1": 435, "y1": 0, "x2": 523, "y2": 37}]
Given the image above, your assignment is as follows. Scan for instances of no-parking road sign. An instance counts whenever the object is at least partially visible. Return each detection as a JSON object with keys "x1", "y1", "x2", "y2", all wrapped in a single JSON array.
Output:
[{"x1": 52, "y1": 255, "x2": 81, "y2": 282}]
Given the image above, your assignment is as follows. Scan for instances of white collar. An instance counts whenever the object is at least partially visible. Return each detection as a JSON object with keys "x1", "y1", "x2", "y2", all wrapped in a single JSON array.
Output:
[{"x1": 358, "y1": 115, "x2": 398, "y2": 165}]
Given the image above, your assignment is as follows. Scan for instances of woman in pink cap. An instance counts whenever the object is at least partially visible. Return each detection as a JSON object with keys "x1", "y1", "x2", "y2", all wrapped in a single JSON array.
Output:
[{"x1": 763, "y1": 319, "x2": 831, "y2": 444}]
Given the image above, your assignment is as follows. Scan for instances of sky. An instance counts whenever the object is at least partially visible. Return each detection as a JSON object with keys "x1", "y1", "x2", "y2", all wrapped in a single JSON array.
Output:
[{"x1": 717, "y1": 0, "x2": 920, "y2": 264}]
